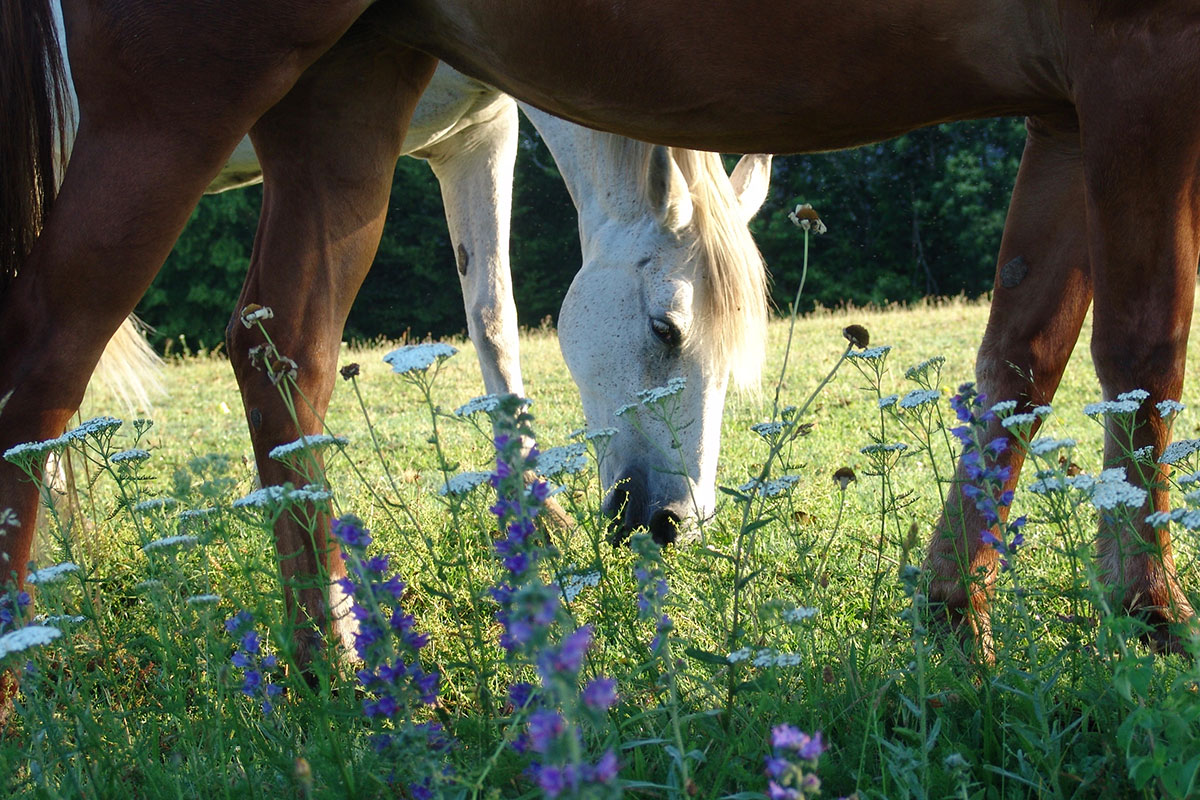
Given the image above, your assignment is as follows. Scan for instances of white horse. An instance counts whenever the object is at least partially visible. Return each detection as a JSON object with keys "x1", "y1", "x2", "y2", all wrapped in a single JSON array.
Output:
[{"x1": 70, "y1": 49, "x2": 771, "y2": 544}]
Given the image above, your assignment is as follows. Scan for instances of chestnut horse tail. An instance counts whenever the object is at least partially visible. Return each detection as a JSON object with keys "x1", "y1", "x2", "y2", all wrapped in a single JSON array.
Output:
[{"x1": 1, "y1": 0, "x2": 71, "y2": 290}]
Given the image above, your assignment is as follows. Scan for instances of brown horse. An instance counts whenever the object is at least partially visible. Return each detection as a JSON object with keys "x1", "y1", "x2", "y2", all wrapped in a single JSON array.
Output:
[{"x1": 3, "y1": 0, "x2": 1197, "y2": 662}]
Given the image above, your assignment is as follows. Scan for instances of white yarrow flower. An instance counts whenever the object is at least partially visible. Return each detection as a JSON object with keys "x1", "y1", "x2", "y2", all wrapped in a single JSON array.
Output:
[
  {"x1": 1160, "y1": 439, "x2": 1200, "y2": 465},
  {"x1": 185, "y1": 594, "x2": 221, "y2": 606},
  {"x1": 269, "y1": 434, "x2": 348, "y2": 461},
  {"x1": 899, "y1": 389, "x2": 940, "y2": 409},
  {"x1": 878, "y1": 394, "x2": 899, "y2": 409},
  {"x1": 439, "y1": 471, "x2": 492, "y2": 497},
  {"x1": 562, "y1": 570, "x2": 601, "y2": 603},
  {"x1": 63, "y1": 416, "x2": 123, "y2": 441},
  {"x1": 727, "y1": 647, "x2": 752, "y2": 663},
  {"x1": 3, "y1": 436, "x2": 68, "y2": 463},
  {"x1": 636, "y1": 377, "x2": 687, "y2": 405},
  {"x1": 142, "y1": 534, "x2": 200, "y2": 553},
  {"x1": 739, "y1": 474, "x2": 802, "y2": 498},
  {"x1": 1000, "y1": 413, "x2": 1038, "y2": 430},
  {"x1": 382, "y1": 342, "x2": 457, "y2": 374},
  {"x1": 990, "y1": 400, "x2": 1018, "y2": 416},
  {"x1": 1029, "y1": 437, "x2": 1076, "y2": 457},
  {"x1": 782, "y1": 606, "x2": 819, "y2": 623},
  {"x1": 536, "y1": 443, "x2": 589, "y2": 478},
  {"x1": 454, "y1": 394, "x2": 504, "y2": 417},
  {"x1": 0, "y1": 625, "x2": 62, "y2": 659},
  {"x1": 860, "y1": 442, "x2": 908, "y2": 455},
  {"x1": 133, "y1": 497, "x2": 178, "y2": 513},
  {"x1": 847, "y1": 345, "x2": 892, "y2": 361},
  {"x1": 111, "y1": 448, "x2": 151, "y2": 464},
  {"x1": 25, "y1": 562, "x2": 79, "y2": 586},
  {"x1": 1157, "y1": 399, "x2": 1186, "y2": 418},
  {"x1": 1089, "y1": 468, "x2": 1148, "y2": 511}
]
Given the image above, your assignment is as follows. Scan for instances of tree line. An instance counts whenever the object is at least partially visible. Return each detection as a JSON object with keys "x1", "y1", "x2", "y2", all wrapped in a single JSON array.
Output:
[{"x1": 137, "y1": 116, "x2": 1026, "y2": 351}]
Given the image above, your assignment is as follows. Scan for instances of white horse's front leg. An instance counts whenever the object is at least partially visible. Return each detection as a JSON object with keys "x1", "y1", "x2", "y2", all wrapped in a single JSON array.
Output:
[{"x1": 419, "y1": 97, "x2": 524, "y2": 398}]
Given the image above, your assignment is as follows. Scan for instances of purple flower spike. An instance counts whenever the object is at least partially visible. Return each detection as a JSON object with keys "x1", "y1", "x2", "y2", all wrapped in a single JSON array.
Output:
[{"x1": 582, "y1": 677, "x2": 618, "y2": 711}]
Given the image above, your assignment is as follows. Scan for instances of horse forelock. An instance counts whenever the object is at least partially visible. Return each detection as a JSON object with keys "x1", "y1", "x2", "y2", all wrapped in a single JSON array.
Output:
[
  {"x1": 670, "y1": 149, "x2": 769, "y2": 391},
  {"x1": 1, "y1": 0, "x2": 71, "y2": 291},
  {"x1": 601, "y1": 137, "x2": 768, "y2": 390}
]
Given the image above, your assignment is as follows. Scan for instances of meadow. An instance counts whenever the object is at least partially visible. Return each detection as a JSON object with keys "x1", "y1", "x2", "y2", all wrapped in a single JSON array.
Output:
[{"x1": 3, "y1": 297, "x2": 1200, "y2": 799}]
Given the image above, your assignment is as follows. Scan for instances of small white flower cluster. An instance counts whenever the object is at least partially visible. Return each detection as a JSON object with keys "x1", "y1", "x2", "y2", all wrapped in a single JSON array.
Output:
[
  {"x1": 1028, "y1": 437, "x2": 1076, "y2": 457},
  {"x1": 1178, "y1": 471, "x2": 1200, "y2": 488},
  {"x1": 1000, "y1": 413, "x2": 1038, "y2": 431},
  {"x1": 990, "y1": 400, "x2": 1018, "y2": 416},
  {"x1": 25, "y1": 562, "x2": 79, "y2": 586},
  {"x1": 1084, "y1": 389, "x2": 1149, "y2": 418},
  {"x1": 1031, "y1": 467, "x2": 1147, "y2": 511},
  {"x1": 1157, "y1": 399, "x2": 1186, "y2": 417},
  {"x1": 584, "y1": 428, "x2": 617, "y2": 442},
  {"x1": 133, "y1": 497, "x2": 178, "y2": 513},
  {"x1": 110, "y1": 448, "x2": 151, "y2": 464},
  {"x1": 739, "y1": 474, "x2": 802, "y2": 498},
  {"x1": 185, "y1": 594, "x2": 221, "y2": 606},
  {"x1": 536, "y1": 443, "x2": 589, "y2": 478},
  {"x1": 846, "y1": 345, "x2": 892, "y2": 362},
  {"x1": 878, "y1": 394, "x2": 899, "y2": 409},
  {"x1": 179, "y1": 507, "x2": 219, "y2": 522},
  {"x1": 65, "y1": 416, "x2": 124, "y2": 441},
  {"x1": 268, "y1": 434, "x2": 348, "y2": 462},
  {"x1": 0, "y1": 625, "x2": 61, "y2": 659},
  {"x1": 142, "y1": 534, "x2": 200, "y2": 553},
  {"x1": 382, "y1": 342, "x2": 458, "y2": 375},
  {"x1": 1089, "y1": 468, "x2": 1148, "y2": 510},
  {"x1": 635, "y1": 377, "x2": 688, "y2": 406},
  {"x1": 439, "y1": 471, "x2": 492, "y2": 497},
  {"x1": 455, "y1": 394, "x2": 503, "y2": 418},
  {"x1": 727, "y1": 647, "x2": 802, "y2": 668},
  {"x1": 232, "y1": 484, "x2": 332, "y2": 509},
  {"x1": 781, "y1": 606, "x2": 819, "y2": 623},
  {"x1": 905, "y1": 356, "x2": 945, "y2": 381},
  {"x1": 750, "y1": 420, "x2": 789, "y2": 439},
  {"x1": 562, "y1": 570, "x2": 602, "y2": 603},
  {"x1": 3, "y1": 438, "x2": 65, "y2": 464},
  {"x1": 1159, "y1": 438, "x2": 1200, "y2": 465},
  {"x1": 899, "y1": 389, "x2": 940, "y2": 409},
  {"x1": 1131, "y1": 446, "x2": 1155, "y2": 462},
  {"x1": 860, "y1": 442, "x2": 908, "y2": 456},
  {"x1": 37, "y1": 614, "x2": 86, "y2": 625}
]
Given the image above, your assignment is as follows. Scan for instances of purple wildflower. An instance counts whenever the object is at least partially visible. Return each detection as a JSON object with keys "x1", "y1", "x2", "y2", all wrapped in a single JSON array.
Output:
[
  {"x1": 765, "y1": 725, "x2": 826, "y2": 800},
  {"x1": 582, "y1": 678, "x2": 618, "y2": 712},
  {"x1": 224, "y1": 610, "x2": 282, "y2": 716}
]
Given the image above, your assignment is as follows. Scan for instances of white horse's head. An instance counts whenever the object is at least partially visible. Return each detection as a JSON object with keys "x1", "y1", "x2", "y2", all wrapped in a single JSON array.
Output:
[{"x1": 557, "y1": 144, "x2": 771, "y2": 544}]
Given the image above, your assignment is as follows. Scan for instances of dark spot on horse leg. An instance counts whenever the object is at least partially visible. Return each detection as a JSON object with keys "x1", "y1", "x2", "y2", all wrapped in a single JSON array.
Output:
[
  {"x1": 1000, "y1": 256, "x2": 1028, "y2": 288},
  {"x1": 250, "y1": 408, "x2": 262, "y2": 430},
  {"x1": 456, "y1": 243, "x2": 470, "y2": 276}
]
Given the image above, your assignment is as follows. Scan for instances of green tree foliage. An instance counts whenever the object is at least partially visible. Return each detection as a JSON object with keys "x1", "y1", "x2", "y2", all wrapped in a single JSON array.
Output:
[
  {"x1": 139, "y1": 116, "x2": 1025, "y2": 350},
  {"x1": 753, "y1": 118, "x2": 1025, "y2": 311}
]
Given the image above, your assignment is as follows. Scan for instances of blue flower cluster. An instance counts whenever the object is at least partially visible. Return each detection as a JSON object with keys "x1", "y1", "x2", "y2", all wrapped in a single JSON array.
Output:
[
  {"x1": 0, "y1": 588, "x2": 30, "y2": 634},
  {"x1": 764, "y1": 724, "x2": 825, "y2": 800},
  {"x1": 950, "y1": 384, "x2": 1027, "y2": 569},
  {"x1": 331, "y1": 515, "x2": 451, "y2": 797},
  {"x1": 485, "y1": 397, "x2": 620, "y2": 798},
  {"x1": 224, "y1": 611, "x2": 283, "y2": 715},
  {"x1": 631, "y1": 534, "x2": 672, "y2": 654}
]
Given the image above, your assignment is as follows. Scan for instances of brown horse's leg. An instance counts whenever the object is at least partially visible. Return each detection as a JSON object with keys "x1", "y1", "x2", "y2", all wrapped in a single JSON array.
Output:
[
  {"x1": 1074, "y1": 41, "x2": 1200, "y2": 652},
  {"x1": 226, "y1": 30, "x2": 437, "y2": 661},
  {"x1": 926, "y1": 113, "x2": 1092, "y2": 657},
  {"x1": 0, "y1": 2, "x2": 373, "y2": 714}
]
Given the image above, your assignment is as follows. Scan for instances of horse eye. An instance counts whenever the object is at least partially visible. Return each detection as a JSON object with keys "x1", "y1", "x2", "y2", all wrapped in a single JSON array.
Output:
[{"x1": 650, "y1": 317, "x2": 681, "y2": 347}]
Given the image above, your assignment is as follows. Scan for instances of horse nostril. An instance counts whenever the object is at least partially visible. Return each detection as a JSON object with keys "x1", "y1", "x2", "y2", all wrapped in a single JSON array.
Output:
[{"x1": 648, "y1": 509, "x2": 682, "y2": 545}]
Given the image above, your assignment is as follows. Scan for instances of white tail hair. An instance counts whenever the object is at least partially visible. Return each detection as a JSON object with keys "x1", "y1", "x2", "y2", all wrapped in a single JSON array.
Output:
[{"x1": 91, "y1": 314, "x2": 165, "y2": 413}]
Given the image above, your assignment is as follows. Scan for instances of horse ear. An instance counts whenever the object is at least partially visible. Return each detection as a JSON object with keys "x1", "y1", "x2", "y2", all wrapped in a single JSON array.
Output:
[
  {"x1": 729, "y1": 154, "x2": 773, "y2": 222},
  {"x1": 647, "y1": 145, "x2": 694, "y2": 231}
]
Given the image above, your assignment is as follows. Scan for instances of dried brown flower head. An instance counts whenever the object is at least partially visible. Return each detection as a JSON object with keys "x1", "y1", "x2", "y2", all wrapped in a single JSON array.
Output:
[
  {"x1": 842, "y1": 325, "x2": 870, "y2": 349},
  {"x1": 340, "y1": 363, "x2": 360, "y2": 381},
  {"x1": 832, "y1": 466, "x2": 857, "y2": 490}
]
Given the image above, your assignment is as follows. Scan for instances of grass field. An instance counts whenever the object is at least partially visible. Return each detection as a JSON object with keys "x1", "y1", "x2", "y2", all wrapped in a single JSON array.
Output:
[{"x1": 3, "y1": 297, "x2": 1200, "y2": 799}]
